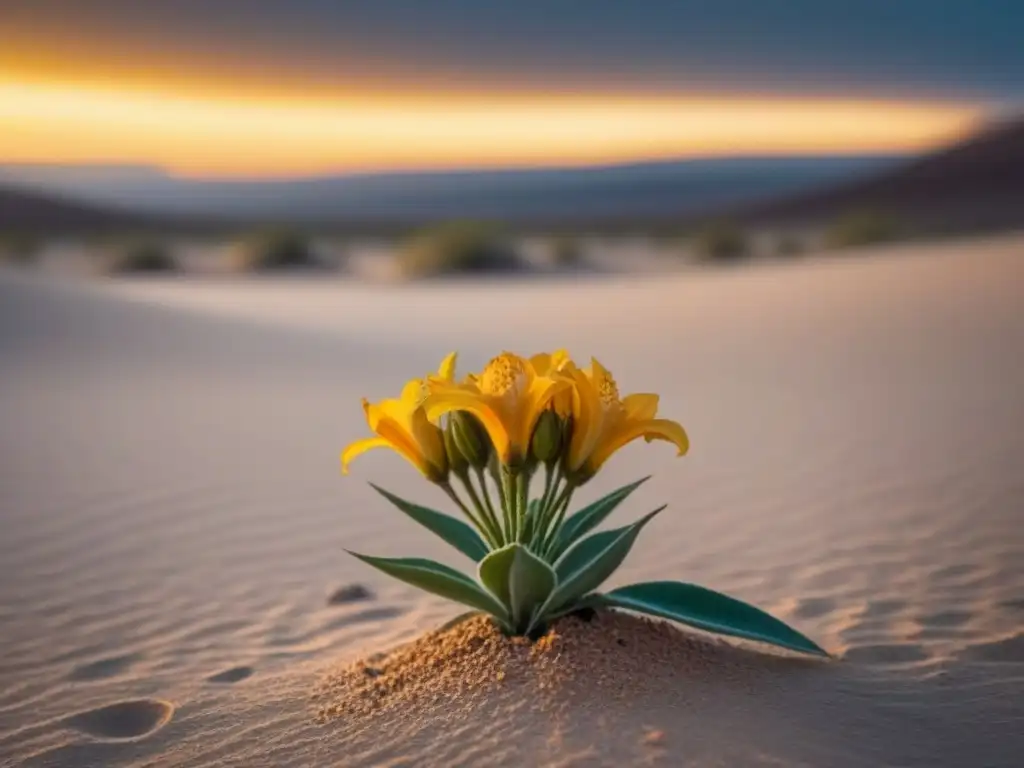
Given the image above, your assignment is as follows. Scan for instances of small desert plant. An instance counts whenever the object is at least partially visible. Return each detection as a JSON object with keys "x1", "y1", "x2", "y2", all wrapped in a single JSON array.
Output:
[
  {"x1": 106, "y1": 240, "x2": 177, "y2": 274},
  {"x1": 232, "y1": 229, "x2": 319, "y2": 272},
  {"x1": 341, "y1": 350, "x2": 827, "y2": 656},
  {"x1": 692, "y1": 220, "x2": 749, "y2": 262},
  {"x1": 774, "y1": 234, "x2": 805, "y2": 257},
  {"x1": 825, "y1": 210, "x2": 902, "y2": 249},
  {"x1": 549, "y1": 235, "x2": 583, "y2": 268},
  {"x1": 396, "y1": 221, "x2": 522, "y2": 278},
  {"x1": 0, "y1": 234, "x2": 40, "y2": 266}
]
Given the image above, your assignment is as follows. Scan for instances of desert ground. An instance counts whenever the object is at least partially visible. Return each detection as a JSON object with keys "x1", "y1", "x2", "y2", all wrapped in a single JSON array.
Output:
[{"x1": 1, "y1": 235, "x2": 1022, "y2": 766}]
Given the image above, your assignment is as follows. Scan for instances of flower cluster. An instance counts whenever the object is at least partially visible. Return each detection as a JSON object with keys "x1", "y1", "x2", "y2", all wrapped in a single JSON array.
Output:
[
  {"x1": 340, "y1": 350, "x2": 826, "y2": 656},
  {"x1": 343, "y1": 350, "x2": 688, "y2": 549}
]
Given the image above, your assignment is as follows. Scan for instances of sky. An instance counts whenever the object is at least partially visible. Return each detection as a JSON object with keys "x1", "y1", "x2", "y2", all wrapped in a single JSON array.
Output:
[{"x1": 2, "y1": 1, "x2": 1022, "y2": 177}]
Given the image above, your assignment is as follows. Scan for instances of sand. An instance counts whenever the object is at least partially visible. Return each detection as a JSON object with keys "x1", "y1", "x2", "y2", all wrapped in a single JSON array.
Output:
[{"x1": 1, "y1": 235, "x2": 1023, "y2": 766}]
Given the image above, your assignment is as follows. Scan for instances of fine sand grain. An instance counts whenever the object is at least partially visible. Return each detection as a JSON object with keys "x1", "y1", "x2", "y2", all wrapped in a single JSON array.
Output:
[
  {"x1": 311, "y1": 610, "x2": 831, "y2": 765},
  {"x1": 1, "y1": 236, "x2": 1023, "y2": 766}
]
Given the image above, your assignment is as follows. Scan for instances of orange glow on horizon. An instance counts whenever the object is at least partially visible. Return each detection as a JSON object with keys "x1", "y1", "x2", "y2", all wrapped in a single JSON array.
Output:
[{"x1": 0, "y1": 76, "x2": 985, "y2": 178}]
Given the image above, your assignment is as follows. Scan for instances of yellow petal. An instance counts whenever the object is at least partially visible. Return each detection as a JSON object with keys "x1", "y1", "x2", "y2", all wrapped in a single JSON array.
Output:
[
  {"x1": 363, "y1": 399, "x2": 385, "y2": 431},
  {"x1": 529, "y1": 352, "x2": 553, "y2": 373},
  {"x1": 340, "y1": 436, "x2": 391, "y2": 474},
  {"x1": 517, "y1": 375, "x2": 571, "y2": 453},
  {"x1": 424, "y1": 390, "x2": 510, "y2": 462},
  {"x1": 399, "y1": 379, "x2": 426, "y2": 406},
  {"x1": 623, "y1": 393, "x2": 659, "y2": 421},
  {"x1": 588, "y1": 418, "x2": 690, "y2": 472},
  {"x1": 375, "y1": 415, "x2": 432, "y2": 475},
  {"x1": 375, "y1": 397, "x2": 415, "y2": 431},
  {"x1": 567, "y1": 367, "x2": 605, "y2": 471},
  {"x1": 437, "y1": 352, "x2": 458, "y2": 382},
  {"x1": 530, "y1": 349, "x2": 571, "y2": 375},
  {"x1": 409, "y1": 408, "x2": 447, "y2": 475}
]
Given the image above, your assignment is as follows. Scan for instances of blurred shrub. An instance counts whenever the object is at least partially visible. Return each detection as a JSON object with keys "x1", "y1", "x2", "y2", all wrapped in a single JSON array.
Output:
[
  {"x1": 825, "y1": 210, "x2": 902, "y2": 249},
  {"x1": 774, "y1": 234, "x2": 805, "y2": 257},
  {"x1": 105, "y1": 240, "x2": 177, "y2": 274},
  {"x1": 549, "y1": 235, "x2": 583, "y2": 268},
  {"x1": 692, "y1": 220, "x2": 749, "y2": 262},
  {"x1": 0, "y1": 234, "x2": 40, "y2": 267},
  {"x1": 396, "y1": 221, "x2": 522, "y2": 278},
  {"x1": 231, "y1": 229, "x2": 320, "y2": 272}
]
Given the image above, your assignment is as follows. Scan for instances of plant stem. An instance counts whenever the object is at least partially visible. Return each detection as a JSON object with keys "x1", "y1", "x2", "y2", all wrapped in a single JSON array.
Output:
[
  {"x1": 474, "y1": 468, "x2": 504, "y2": 546},
  {"x1": 500, "y1": 469, "x2": 516, "y2": 544},
  {"x1": 539, "y1": 465, "x2": 556, "y2": 513},
  {"x1": 531, "y1": 468, "x2": 561, "y2": 549},
  {"x1": 515, "y1": 472, "x2": 529, "y2": 543},
  {"x1": 540, "y1": 484, "x2": 575, "y2": 559},
  {"x1": 460, "y1": 473, "x2": 503, "y2": 547},
  {"x1": 441, "y1": 482, "x2": 498, "y2": 549}
]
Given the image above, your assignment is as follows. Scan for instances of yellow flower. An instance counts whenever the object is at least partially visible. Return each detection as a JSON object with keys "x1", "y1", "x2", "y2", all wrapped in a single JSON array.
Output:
[
  {"x1": 340, "y1": 352, "x2": 457, "y2": 483},
  {"x1": 565, "y1": 357, "x2": 689, "y2": 480},
  {"x1": 424, "y1": 351, "x2": 570, "y2": 467},
  {"x1": 529, "y1": 349, "x2": 575, "y2": 418}
]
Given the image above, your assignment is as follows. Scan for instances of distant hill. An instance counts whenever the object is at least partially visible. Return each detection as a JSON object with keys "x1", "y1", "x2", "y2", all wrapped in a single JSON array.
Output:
[
  {"x1": 727, "y1": 117, "x2": 1024, "y2": 233},
  {"x1": 0, "y1": 186, "x2": 165, "y2": 235},
  {"x1": 5, "y1": 118, "x2": 1021, "y2": 236},
  {"x1": 0, "y1": 155, "x2": 901, "y2": 228}
]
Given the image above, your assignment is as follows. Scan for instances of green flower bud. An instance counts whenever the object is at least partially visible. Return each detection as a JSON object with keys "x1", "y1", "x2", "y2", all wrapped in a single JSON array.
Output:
[
  {"x1": 452, "y1": 412, "x2": 492, "y2": 471},
  {"x1": 443, "y1": 420, "x2": 469, "y2": 478},
  {"x1": 530, "y1": 409, "x2": 562, "y2": 465}
]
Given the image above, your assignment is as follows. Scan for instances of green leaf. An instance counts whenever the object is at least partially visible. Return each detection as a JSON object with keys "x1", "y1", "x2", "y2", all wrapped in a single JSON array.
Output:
[
  {"x1": 596, "y1": 581, "x2": 829, "y2": 657},
  {"x1": 478, "y1": 543, "x2": 557, "y2": 631},
  {"x1": 347, "y1": 551, "x2": 509, "y2": 624},
  {"x1": 543, "y1": 506, "x2": 664, "y2": 616},
  {"x1": 370, "y1": 483, "x2": 489, "y2": 562},
  {"x1": 550, "y1": 476, "x2": 650, "y2": 559}
]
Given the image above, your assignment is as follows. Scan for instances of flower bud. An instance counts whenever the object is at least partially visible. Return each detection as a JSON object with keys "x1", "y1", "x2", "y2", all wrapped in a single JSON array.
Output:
[
  {"x1": 452, "y1": 412, "x2": 492, "y2": 471},
  {"x1": 530, "y1": 409, "x2": 562, "y2": 465},
  {"x1": 443, "y1": 419, "x2": 469, "y2": 478}
]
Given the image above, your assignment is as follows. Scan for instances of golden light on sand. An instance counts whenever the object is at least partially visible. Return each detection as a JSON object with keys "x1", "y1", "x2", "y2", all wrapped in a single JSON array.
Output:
[{"x1": 0, "y1": 76, "x2": 983, "y2": 177}]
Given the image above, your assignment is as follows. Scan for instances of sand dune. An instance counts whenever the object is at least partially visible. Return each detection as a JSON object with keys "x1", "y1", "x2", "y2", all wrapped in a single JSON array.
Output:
[{"x1": 1, "y1": 237, "x2": 1022, "y2": 766}]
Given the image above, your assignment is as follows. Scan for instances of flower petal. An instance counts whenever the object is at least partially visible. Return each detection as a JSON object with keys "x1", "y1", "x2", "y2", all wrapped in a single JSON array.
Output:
[
  {"x1": 423, "y1": 390, "x2": 509, "y2": 462},
  {"x1": 530, "y1": 349, "x2": 571, "y2": 375},
  {"x1": 409, "y1": 409, "x2": 447, "y2": 475},
  {"x1": 564, "y1": 371, "x2": 600, "y2": 471},
  {"x1": 437, "y1": 352, "x2": 458, "y2": 381},
  {"x1": 519, "y1": 375, "x2": 571, "y2": 451},
  {"x1": 375, "y1": 416, "x2": 433, "y2": 474},
  {"x1": 340, "y1": 436, "x2": 391, "y2": 474},
  {"x1": 588, "y1": 417, "x2": 689, "y2": 472},
  {"x1": 623, "y1": 393, "x2": 659, "y2": 421}
]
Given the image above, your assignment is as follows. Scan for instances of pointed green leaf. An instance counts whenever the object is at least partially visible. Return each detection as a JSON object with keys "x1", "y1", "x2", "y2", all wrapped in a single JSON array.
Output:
[
  {"x1": 347, "y1": 551, "x2": 508, "y2": 623},
  {"x1": 551, "y1": 476, "x2": 650, "y2": 559},
  {"x1": 597, "y1": 581, "x2": 829, "y2": 657},
  {"x1": 370, "y1": 483, "x2": 489, "y2": 562},
  {"x1": 479, "y1": 543, "x2": 557, "y2": 631},
  {"x1": 543, "y1": 506, "x2": 664, "y2": 615}
]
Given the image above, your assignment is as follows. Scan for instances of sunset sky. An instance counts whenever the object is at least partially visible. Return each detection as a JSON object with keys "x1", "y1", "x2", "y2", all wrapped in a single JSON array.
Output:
[{"x1": 2, "y1": 1, "x2": 1021, "y2": 178}]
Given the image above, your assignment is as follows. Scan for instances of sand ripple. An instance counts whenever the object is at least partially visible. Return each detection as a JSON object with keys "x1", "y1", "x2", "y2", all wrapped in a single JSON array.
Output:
[{"x1": 1, "y1": 239, "x2": 1023, "y2": 765}]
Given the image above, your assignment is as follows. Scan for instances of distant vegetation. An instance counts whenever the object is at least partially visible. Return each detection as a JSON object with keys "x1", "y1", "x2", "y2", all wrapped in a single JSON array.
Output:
[
  {"x1": 104, "y1": 240, "x2": 178, "y2": 274},
  {"x1": 230, "y1": 229, "x2": 323, "y2": 272},
  {"x1": 774, "y1": 234, "x2": 806, "y2": 257},
  {"x1": 824, "y1": 210, "x2": 903, "y2": 250},
  {"x1": 692, "y1": 220, "x2": 749, "y2": 262},
  {"x1": 549, "y1": 235, "x2": 584, "y2": 268},
  {"x1": 396, "y1": 221, "x2": 523, "y2": 278},
  {"x1": 0, "y1": 234, "x2": 40, "y2": 266}
]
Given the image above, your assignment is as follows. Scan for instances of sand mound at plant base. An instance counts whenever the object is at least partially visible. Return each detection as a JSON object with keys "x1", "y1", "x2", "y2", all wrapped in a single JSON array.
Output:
[
  {"x1": 312, "y1": 610, "x2": 827, "y2": 765},
  {"x1": 314, "y1": 610, "x2": 719, "y2": 722}
]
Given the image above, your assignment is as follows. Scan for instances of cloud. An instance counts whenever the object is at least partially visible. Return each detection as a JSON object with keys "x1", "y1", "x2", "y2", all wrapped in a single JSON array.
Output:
[{"x1": 2, "y1": 1, "x2": 1022, "y2": 100}]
